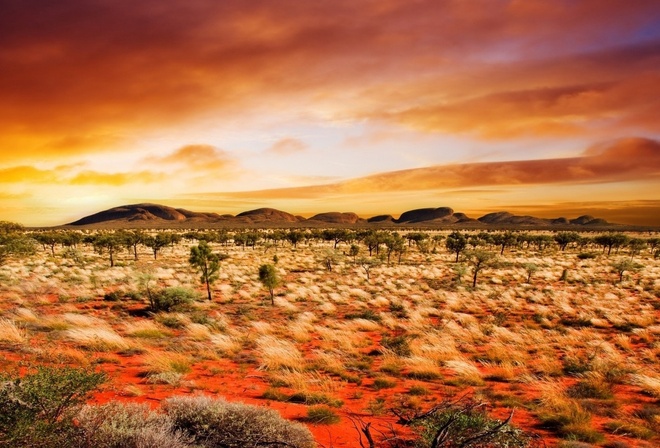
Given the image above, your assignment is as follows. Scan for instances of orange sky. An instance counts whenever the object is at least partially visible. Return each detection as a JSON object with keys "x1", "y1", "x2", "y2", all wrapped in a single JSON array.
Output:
[{"x1": 1, "y1": 0, "x2": 660, "y2": 226}]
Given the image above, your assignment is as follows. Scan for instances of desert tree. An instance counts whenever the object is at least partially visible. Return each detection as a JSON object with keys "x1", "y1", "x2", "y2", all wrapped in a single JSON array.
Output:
[
  {"x1": 348, "y1": 244, "x2": 360, "y2": 262},
  {"x1": 33, "y1": 231, "x2": 64, "y2": 256},
  {"x1": 595, "y1": 233, "x2": 630, "y2": 256},
  {"x1": 431, "y1": 234, "x2": 445, "y2": 249},
  {"x1": 465, "y1": 249, "x2": 496, "y2": 288},
  {"x1": 92, "y1": 233, "x2": 122, "y2": 267},
  {"x1": 384, "y1": 233, "x2": 406, "y2": 265},
  {"x1": 627, "y1": 238, "x2": 647, "y2": 260},
  {"x1": 363, "y1": 230, "x2": 385, "y2": 256},
  {"x1": 357, "y1": 256, "x2": 380, "y2": 282},
  {"x1": 0, "y1": 222, "x2": 35, "y2": 266},
  {"x1": 144, "y1": 233, "x2": 171, "y2": 260},
  {"x1": 189, "y1": 241, "x2": 228, "y2": 301},
  {"x1": 407, "y1": 232, "x2": 429, "y2": 248},
  {"x1": 118, "y1": 230, "x2": 145, "y2": 261},
  {"x1": 320, "y1": 249, "x2": 341, "y2": 271},
  {"x1": 554, "y1": 231, "x2": 581, "y2": 251},
  {"x1": 523, "y1": 262, "x2": 538, "y2": 283},
  {"x1": 446, "y1": 231, "x2": 468, "y2": 262},
  {"x1": 286, "y1": 230, "x2": 304, "y2": 248},
  {"x1": 322, "y1": 229, "x2": 351, "y2": 249},
  {"x1": 611, "y1": 258, "x2": 642, "y2": 283},
  {"x1": 493, "y1": 231, "x2": 518, "y2": 255},
  {"x1": 258, "y1": 264, "x2": 280, "y2": 305}
]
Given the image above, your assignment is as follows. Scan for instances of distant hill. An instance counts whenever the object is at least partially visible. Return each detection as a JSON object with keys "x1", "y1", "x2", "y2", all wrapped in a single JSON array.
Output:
[
  {"x1": 65, "y1": 203, "x2": 617, "y2": 228},
  {"x1": 236, "y1": 208, "x2": 303, "y2": 223}
]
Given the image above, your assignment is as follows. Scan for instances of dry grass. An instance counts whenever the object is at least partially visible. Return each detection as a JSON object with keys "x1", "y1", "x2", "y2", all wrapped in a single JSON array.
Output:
[
  {"x1": 64, "y1": 327, "x2": 131, "y2": 351},
  {"x1": 0, "y1": 318, "x2": 27, "y2": 343},
  {"x1": 0, "y1": 228, "x2": 658, "y2": 447}
]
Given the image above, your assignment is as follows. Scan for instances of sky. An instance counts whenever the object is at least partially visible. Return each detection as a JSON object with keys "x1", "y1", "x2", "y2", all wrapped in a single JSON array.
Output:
[{"x1": 1, "y1": 0, "x2": 660, "y2": 226}]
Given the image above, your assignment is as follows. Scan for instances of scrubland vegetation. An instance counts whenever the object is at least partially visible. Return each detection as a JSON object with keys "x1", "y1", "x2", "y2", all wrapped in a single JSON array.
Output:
[{"x1": 0, "y1": 222, "x2": 659, "y2": 447}]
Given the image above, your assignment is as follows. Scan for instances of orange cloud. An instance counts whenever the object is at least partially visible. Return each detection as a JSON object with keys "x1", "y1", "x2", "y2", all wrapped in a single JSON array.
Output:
[
  {"x1": 211, "y1": 137, "x2": 660, "y2": 198},
  {"x1": 69, "y1": 170, "x2": 165, "y2": 186},
  {"x1": 2, "y1": 0, "x2": 659, "y2": 162},
  {"x1": 267, "y1": 138, "x2": 308, "y2": 155},
  {"x1": 0, "y1": 166, "x2": 57, "y2": 183},
  {"x1": 149, "y1": 145, "x2": 237, "y2": 171}
]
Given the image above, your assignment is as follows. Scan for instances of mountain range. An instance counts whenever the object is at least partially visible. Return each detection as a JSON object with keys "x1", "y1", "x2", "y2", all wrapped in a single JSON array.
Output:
[{"x1": 64, "y1": 203, "x2": 616, "y2": 228}]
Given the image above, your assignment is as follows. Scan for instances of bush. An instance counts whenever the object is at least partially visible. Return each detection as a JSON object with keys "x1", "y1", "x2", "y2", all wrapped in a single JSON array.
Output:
[
  {"x1": 150, "y1": 287, "x2": 198, "y2": 312},
  {"x1": 566, "y1": 379, "x2": 613, "y2": 400},
  {"x1": 414, "y1": 400, "x2": 535, "y2": 448},
  {"x1": 0, "y1": 366, "x2": 106, "y2": 447},
  {"x1": 75, "y1": 402, "x2": 191, "y2": 448},
  {"x1": 373, "y1": 377, "x2": 397, "y2": 390},
  {"x1": 304, "y1": 406, "x2": 341, "y2": 424},
  {"x1": 163, "y1": 395, "x2": 315, "y2": 448},
  {"x1": 381, "y1": 334, "x2": 412, "y2": 356}
]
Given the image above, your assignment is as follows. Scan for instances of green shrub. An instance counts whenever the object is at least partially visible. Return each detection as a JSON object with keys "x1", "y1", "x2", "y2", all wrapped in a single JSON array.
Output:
[
  {"x1": 381, "y1": 334, "x2": 411, "y2": 356},
  {"x1": 163, "y1": 395, "x2": 315, "y2": 447},
  {"x1": 150, "y1": 287, "x2": 198, "y2": 312},
  {"x1": 414, "y1": 400, "x2": 534, "y2": 447},
  {"x1": 345, "y1": 309, "x2": 382, "y2": 322},
  {"x1": 566, "y1": 379, "x2": 613, "y2": 400},
  {"x1": 304, "y1": 406, "x2": 341, "y2": 424},
  {"x1": 373, "y1": 377, "x2": 397, "y2": 390},
  {"x1": 0, "y1": 366, "x2": 106, "y2": 447},
  {"x1": 408, "y1": 385, "x2": 429, "y2": 396}
]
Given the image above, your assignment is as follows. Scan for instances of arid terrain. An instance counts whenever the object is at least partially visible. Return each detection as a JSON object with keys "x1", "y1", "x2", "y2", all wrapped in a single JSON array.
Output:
[{"x1": 1, "y1": 225, "x2": 659, "y2": 447}]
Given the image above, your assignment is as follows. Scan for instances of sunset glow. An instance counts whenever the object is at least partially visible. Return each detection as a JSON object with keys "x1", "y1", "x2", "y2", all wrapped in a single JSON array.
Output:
[{"x1": 2, "y1": 0, "x2": 660, "y2": 226}]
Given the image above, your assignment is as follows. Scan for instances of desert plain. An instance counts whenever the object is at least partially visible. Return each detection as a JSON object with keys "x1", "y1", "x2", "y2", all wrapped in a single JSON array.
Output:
[{"x1": 1, "y1": 226, "x2": 659, "y2": 447}]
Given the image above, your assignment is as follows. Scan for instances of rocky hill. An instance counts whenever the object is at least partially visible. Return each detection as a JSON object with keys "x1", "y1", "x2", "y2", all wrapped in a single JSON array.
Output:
[{"x1": 65, "y1": 203, "x2": 616, "y2": 228}]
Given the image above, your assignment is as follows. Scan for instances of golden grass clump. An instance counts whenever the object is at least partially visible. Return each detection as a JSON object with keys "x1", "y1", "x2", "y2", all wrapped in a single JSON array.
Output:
[
  {"x1": 256, "y1": 335, "x2": 304, "y2": 370},
  {"x1": 143, "y1": 351, "x2": 192, "y2": 375},
  {"x1": 0, "y1": 318, "x2": 27, "y2": 343},
  {"x1": 64, "y1": 327, "x2": 132, "y2": 351}
]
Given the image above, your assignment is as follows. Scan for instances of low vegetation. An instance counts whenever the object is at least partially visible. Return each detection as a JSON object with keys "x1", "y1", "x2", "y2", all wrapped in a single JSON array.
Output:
[{"x1": 0, "y1": 225, "x2": 658, "y2": 447}]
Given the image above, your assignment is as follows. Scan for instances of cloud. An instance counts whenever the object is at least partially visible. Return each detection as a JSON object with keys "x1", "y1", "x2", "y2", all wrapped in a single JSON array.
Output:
[
  {"x1": 69, "y1": 170, "x2": 165, "y2": 185},
  {"x1": 149, "y1": 145, "x2": 237, "y2": 171},
  {"x1": 0, "y1": 166, "x2": 57, "y2": 183},
  {"x1": 0, "y1": 163, "x2": 164, "y2": 186},
  {"x1": 267, "y1": 138, "x2": 308, "y2": 155},
  {"x1": 209, "y1": 137, "x2": 660, "y2": 198},
  {"x1": 2, "y1": 0, "x2": 660, "y2": 161}
]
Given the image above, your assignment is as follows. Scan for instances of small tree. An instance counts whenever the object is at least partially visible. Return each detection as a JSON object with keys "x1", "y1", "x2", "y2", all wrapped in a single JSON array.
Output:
[
  {"x1": 611, "y1": 258, "x2": 642, "y2": 283},
  {"x1": 144, "y1": 233, "x2": 171, "y2": 260},
  {"x1": 0, "y1": 366, "x2": 106, "y2": 446},
  {"x1": 465, "y1": 250, "x2": 496, "y2": 288},
  {"x1": 258, "y1": 264, "x2": 280, "y2": 305},
  {"x1": 349, "y1": 244, "x2": 360, "y2": 262},
  {"x1": 628, "y1": 238, "x2": 647, "y2": 260},
  {"x1": 554, "y1": 231, "x2": 580, "y2": 251},
  {"x1": 523, "y1": 263, "x2": 538, "y2": 283},
  {"x1": 357, "y1": 257, "x2": 380, "y2": 282},
  {"x1": 92, "y1": 233, "x2": 121, "y2": 267},
  {"x1": 119, "y1": 230, "x2": 145, "y2": 261},
  {"x1": 446, "y1": 231, "x2": 468, "y2": 262},
  {"x1": 189, "y1": 241, "x2": 228, "y2": 301}
]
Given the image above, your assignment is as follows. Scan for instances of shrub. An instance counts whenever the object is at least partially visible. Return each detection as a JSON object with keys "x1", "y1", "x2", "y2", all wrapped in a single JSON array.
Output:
[
  {"x1": 381, "y1": 334, "x2": 411, "y2": 356},
  {"x1": 163, "y1": 395, "x2": 315, "y2": 447},
  {"x1": 150, "y1": 287, "x2": 198, "y2": 312},
  {"x1": 305, "y1": 406, "x2": 341, "y2": 424},
  {"x1": 566, "y1": 379, "x2": 613, "y2": 400},
  {"x1": 373, "y1": 377, "x2": 397, "y2": 390},
  {"x1": 0, "y1": 366, "x2": 106, "y2": 447},
  {"x1": 414, "y1": 400, "x2": 534, "y2": 447},
  {"x1": 75, "y1": 402, "x2": 191, "y2": 448}
]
